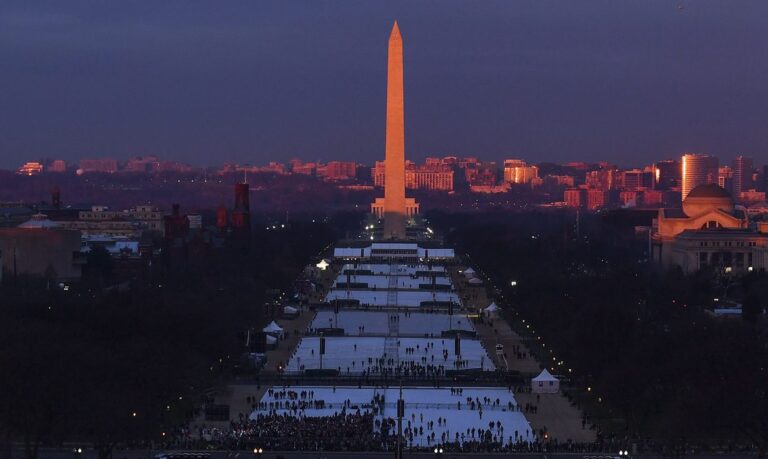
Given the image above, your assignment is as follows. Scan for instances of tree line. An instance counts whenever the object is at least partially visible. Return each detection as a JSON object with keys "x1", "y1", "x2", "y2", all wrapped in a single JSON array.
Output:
[
  {"x1": 0, "y1": 216, "x2": 349, "y2": 459},
  {"x1": 430, "y1": 209, "x2": 768, "y2": 457}
]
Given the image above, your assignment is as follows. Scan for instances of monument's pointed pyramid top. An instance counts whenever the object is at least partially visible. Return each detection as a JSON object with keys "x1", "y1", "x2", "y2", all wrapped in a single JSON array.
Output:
[{"x1": 390, "y1": 20, "x2": 401, "y2": 40}]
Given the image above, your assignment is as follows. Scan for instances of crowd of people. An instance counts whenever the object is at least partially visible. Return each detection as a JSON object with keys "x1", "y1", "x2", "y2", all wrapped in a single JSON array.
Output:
[
  {"x1": 170, "y1": 263, "x2": 568, "y2": 453},
  {"x1": 192, "y1": 385, "x2": 549, "y2": 453},
  {"x1": 226, "y1": 412, "x2": 380, "y2": 451},
  {"x1": 286, "y1": 335, "x2": 492, "y2": 376}
]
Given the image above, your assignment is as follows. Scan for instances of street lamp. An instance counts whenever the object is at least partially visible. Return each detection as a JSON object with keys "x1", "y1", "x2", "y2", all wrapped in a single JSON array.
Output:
[
  {"x1": 253, "y1": 447, "x2": 263, "y2": 458},
  {"x1": 72, "y1": 448, "x2": 83, "y2": 459},
  {"x1": 433, "y1": 447, "x2": 444, "y2": 458}
]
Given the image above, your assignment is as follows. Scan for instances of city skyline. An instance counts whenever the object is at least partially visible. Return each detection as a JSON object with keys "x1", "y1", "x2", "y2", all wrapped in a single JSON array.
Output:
[
  {"x1": 3, "y1": 5, "x2": 768, "y2": 456},
  {"x1": 2, "y1": 1, "x2": 768, "y2": 169}
]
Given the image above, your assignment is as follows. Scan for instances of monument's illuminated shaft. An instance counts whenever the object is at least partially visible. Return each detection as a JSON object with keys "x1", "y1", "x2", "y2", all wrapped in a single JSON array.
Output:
[{"x1": 383, "y1": 21, "x2": 407, "y2": 239}]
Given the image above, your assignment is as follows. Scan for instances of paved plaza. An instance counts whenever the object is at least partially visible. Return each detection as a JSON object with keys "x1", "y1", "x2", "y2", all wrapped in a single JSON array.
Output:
[
  {"x1": 252, "y1": 386, "x2": 536, "y2": 446},
  {"x1": 341, "y1": 263, "x2": 447, "y2": 276},
  {"x1": 311, "y1": 310, "x2": 474, "y2": 336},
  {"x1": 199, "y1": 239, "x2": 596, "y2": 450},
  {"x1": 332, "y1": 274, "x2": 453, "y2": 289},
  {"x1": 285, "y1": 335, "x2": 494, "y2": 374},
  {"x1": 325, "y1": 289, "x2": 461, "y2": 307}
]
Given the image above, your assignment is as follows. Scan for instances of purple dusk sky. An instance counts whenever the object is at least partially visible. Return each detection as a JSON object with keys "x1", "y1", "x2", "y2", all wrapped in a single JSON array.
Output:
[{"x1": 1, "y1": 0, "x2": 767, "y2": 169}]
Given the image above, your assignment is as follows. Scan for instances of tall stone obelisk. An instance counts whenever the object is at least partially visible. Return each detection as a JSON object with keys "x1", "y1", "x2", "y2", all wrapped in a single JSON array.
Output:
[{"x1": 383, "y1": 21, "x2": 407, "y2": 239}]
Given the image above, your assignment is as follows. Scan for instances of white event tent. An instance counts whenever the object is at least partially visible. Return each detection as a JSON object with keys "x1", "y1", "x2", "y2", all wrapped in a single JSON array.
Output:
[
  {"x1": 484, "y1": 302, "x2": 500, "y2": 318},
  {"x1": 263, "y1": 321, "x2": 284, "y2": 336},
  {"x1": 531, "y1": 369, "x2": 559, "y2": 394}
]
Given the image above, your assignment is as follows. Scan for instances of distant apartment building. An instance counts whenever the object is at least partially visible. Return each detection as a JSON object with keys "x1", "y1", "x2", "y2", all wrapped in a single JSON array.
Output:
[
  {"x1": 125, "y1": 155, "x2": 160, "y2": 172},
  {"x1": 585, "y1": 167, "x2": 618, "y2": 190},
  {"x1": 739, "y1": 190, "x2": 766, "y2": 203},
  {"x1": 187, "y1": 214, "x2": 203, "y2": 229},
  {"x1": 80, "y1": 205, "x2": 163, "y2": 232},
  {"x1": 58, "y1": 219, "x2": 138, "y2": 238},
  {"x1": 617, "y1": 188, "x2": 670, "y2": 208},
  {"x1": 619, "y1": 191, "x2": 642, "y2": 207},
  {"x1": 373, "y1": 161, "x2": 385, "y2": 187},
  {"x1": 318, "y1": 161, "x2": 357, "y2": 180},
  {"x1": 373, "y1": 160, "x2": 454, "y2": 191},
  {"x1": 406, "y1": 166, "x2": 454, "y2": 191},
  {"x1": 457, "y1": 157, "x2": 481, "y2": 169},
  {"x1": 48, "y1": 160, "x2": 67, "y2": 172},
  {"x1": 17, "y1": 162, "x2": 44, "y2": 176},
  {"x1": 718, "y1": 166, "x2": 733, "y2": 193},
  {"x1": 503, "y1": 160, "x2": 539, "y2": 185},
  {"x1": 465, "y1": 163, "x2": 498, "y2": 187},
  {"x1": 620, "y1": 169, "x2": 653, "y2": 191},
  {"x1": 469, "y1": 183, "x2": 510, "y2": 194},
  {"x1": 503, "y1": 159, "x2": 526, "y2": 169},
  {"x1": 654, "y1": 159, "x2": 681, "y2": 190},
  {"x1": 155, "y1": 161, "x2": 194, "y2": 173},
  {"x1": 732, "y1": 155, "x2": 754, "y2": 197},
  {"x1": 260, "y1": 162, "x2": 287, "y2": 174},
  {"x1": 681, "y1": 153, "x2": 718, "y2": 199},
  {"x1": 543, "y1": 175, "x2": 575, "y2": 187},
  {"x1": 79, "y1": 158, "x2": 118, "y2": 173},
  {"x1": 564, "y1": 188, "x2": 586, "y2": 208},
  {"x1": 54, "y1": 205, "x2": 164, "y2": 237},
  {"x1": 587, "y1": 189, "x2": 611, "y2": 210},
  {"x1": 564, "y1": 162, "x2": 591, "y2": 170},
  {"x1": 643, "y1": 190, "x2": 664, "y2": 206},
  {"x1": 291, "y1": 160, "x2": 316, "y2": 175}
]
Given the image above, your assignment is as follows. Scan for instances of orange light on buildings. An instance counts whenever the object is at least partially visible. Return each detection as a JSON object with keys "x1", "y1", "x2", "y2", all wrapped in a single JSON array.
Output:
[{"x1": 18, "y1": 162, "x2": 44, "y2": 176}]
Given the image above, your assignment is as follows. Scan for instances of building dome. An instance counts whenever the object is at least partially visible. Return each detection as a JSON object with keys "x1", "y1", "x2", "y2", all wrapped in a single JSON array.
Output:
[
  {"x1": 682, "y1": 184, "x2": 734, "y2": 216},
  {"x1": 685, "y1": 183, "x2": 732, "y2": 199}
]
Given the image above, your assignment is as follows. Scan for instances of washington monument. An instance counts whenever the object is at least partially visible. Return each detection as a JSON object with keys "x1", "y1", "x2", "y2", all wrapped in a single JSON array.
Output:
[{"x1": 372, "y1": 21, "x2": 418, "y2": 239}]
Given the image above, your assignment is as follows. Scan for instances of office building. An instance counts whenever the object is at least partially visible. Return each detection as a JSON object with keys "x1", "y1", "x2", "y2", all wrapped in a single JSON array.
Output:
[
  {"x1": 681, "y1": 153, "x2": 719, "y2": 199},
  {"x1": 732, "y1": 155, "x2": 754, "y2": 197}
]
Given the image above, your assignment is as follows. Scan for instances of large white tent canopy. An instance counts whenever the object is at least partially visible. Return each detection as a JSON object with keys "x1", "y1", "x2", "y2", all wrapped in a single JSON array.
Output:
[
  {"x1": 532, "y1": 369, "x2": 560, "y2": 394},
  {"x1": 263, "y1": 321, "x2": 284, "y2": 335}
]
